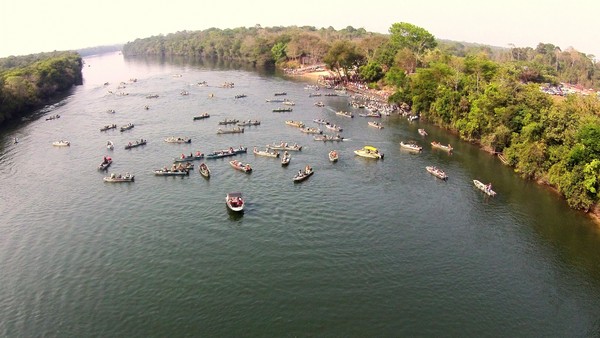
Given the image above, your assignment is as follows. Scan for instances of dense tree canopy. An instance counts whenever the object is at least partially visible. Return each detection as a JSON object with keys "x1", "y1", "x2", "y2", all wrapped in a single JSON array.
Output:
[{"x1": 0, "y1": 52, "x2": 82, "y2": 124}]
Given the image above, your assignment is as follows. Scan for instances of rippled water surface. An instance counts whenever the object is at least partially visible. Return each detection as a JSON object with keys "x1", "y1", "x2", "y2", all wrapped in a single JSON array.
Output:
[{"x1": 1, "y1": 53, "x2": 600, "y2": 336}]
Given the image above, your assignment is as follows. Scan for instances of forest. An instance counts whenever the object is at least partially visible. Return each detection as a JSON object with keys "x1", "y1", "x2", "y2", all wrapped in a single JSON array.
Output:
[
  {"x1": 123, "y1": 23, "x2": 600, "y2": 213},
  {"x1": 0, "y1": 51, "x2": 83, "y2": 124}
]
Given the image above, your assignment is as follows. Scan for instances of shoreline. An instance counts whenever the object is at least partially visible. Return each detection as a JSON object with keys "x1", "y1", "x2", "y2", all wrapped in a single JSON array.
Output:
[{"x1": 288, "y1": 68, "x2": 600, "y2": 227}]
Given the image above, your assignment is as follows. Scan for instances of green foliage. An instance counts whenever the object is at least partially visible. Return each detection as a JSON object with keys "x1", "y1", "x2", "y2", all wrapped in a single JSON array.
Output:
[
  {"x1": 323, "y1": 40, "x2": 366, "y2": 80},
  {"x1": 359, "y1": 62, "x2": 383, "y2": 83},
  {"x1": 271, "y1": 42, "x2": 287, "y2": 63},
  {"x1": 0, "y1": 52, "x2": 82, "y2": 125}
]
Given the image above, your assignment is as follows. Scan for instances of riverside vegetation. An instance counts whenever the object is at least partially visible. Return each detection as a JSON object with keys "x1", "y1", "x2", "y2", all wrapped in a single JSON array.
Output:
[
  {"x1": 0, "y1": 51, "x2": 83, "y2": 124},
  {"x1": 6, "y1": 23, "x2": 600, "y2": 215}
]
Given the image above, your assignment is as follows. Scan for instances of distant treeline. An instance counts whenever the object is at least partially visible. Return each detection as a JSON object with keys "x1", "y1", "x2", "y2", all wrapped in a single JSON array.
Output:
[
  {"x1": 123, "y1": 23, "x2": 600, "y2": 214},
  {"x1": 77, "y1": 44, "x2": 123, "y2": 57},
  {"x1": 0, "y1": 51, "x2": 82, "y2": 125}
]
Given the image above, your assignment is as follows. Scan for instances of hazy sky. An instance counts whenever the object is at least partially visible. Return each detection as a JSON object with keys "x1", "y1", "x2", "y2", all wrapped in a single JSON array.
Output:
[{"x1": 1, "y1": 0, "x2": 598, "y2": 58}]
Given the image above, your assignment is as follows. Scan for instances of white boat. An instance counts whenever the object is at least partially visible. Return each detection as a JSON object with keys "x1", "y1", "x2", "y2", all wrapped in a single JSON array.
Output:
[
  {"x1": 198, "y1": 163, "x2": 210, "y2": 178},
  {"x1": 418, "y1": 128, "x2": 428, "y2": 136},
  {"x1": 354, "y1": 146, "x2": 383, "y2": 159},
  {"x1": 431, "y1": 141, "x2": 453, "y2": 152},
  {"x1": 426, "y1": 166, "x2": 448, "y2": 180},
  {"x1": 336, "y1": 111, "x2": 354, "y2": 118},
  {"x1": 300, "y1": 127, "x2": 322, "y2": 134},
  {"x1": 267, "y1": 143, "x2": 302, "y2": 151},
  {"x1": 226, "y1": 192, "x2": 245, "y2": 212},
  {"x1": 103, "y1": 173, "x2": 134, "y2": 183},
  {"x1": 400, "y1": 141, "x2": 422, "y2": 152},
  {"x1": 230, "y1": 160, "x2": 252, "y2": 173},
  {"x1": 106, "y1": 140, "x2": 114, "y2": 150},
  {"x1": 328, "y1": 150, "x2": 339, "y2": 162},
  {"x1": 154, "y1": 169, "x2": 190, "y2": 176},
  {"x1": 325, "y1": 124, "x2": 343, "y2": 132},
  {"x1": 217, "y1": 127, "x2": 244, "y2": 134},
  {"x1": 368, "y1": 121, "x2": 384, "y2": 129},
  {"x1": 164, "y1": 136, "x2": 191, "y2": 143},
  {"x1": 253, "y1": 147, "x2": 280, "y2": 158},
  {"x1": 474, "y1": 180, "x2": 496, "y2": 196},
  {"x1": 285, "y1": 120, "x2": 305, "y2": 128},
  {"x1": 52, "y1": 140, "x2": 70, "y2": 147},
  {"x1": 120, "y1": 123, "x2": 134, "y2": 132},
  {"x1": 281, "y1": 151, "x2": 291, "y2": 166}
]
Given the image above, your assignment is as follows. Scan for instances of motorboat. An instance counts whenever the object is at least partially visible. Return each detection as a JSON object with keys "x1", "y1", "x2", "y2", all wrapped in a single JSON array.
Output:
[{"x1": 354, "y1": 146, "x2": 383, "y2": 159}]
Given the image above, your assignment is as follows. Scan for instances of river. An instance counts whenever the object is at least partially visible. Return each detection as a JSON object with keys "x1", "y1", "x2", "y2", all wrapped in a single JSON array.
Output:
[{"x1": 1, "y1": 52, "x2": 600, "y2": 336}]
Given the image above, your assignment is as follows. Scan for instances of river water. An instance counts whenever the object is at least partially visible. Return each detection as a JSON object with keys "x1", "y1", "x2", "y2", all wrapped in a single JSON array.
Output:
[{"x1": 1, "y1": 52, "x2": 600, "y2": 336}]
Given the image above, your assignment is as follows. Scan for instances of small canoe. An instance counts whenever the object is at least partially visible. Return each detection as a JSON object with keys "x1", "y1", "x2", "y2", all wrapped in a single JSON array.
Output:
[{"x1": 198, "y1": 163, "x2": 210, "y2": 178}]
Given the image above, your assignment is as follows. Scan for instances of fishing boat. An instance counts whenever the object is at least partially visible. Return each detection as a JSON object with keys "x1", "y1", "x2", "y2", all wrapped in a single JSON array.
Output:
[
  {"x1": 281, "y1": 151, "x2": 291, "y2": 166},
  {"x1": 328, "y1": 150, "x2": 339, "y2": 162},
  {"x1": 325, "y1": 124, "x2": 343, "y2": 132},
  {"x1": 314, "y1": 102, "x2": 325, "y2": 107},
  {"x1": 124, "y1": 139, "x2": 147, "y2": 149},
  {"x1": 106, "y1": 140, "x2": 114, "y2": 150},
  {"x1": 400, "y1": 141, "x2": 422, "y2": 152},
  {"x1": 426, "y1": 166, "x2": 448, "y2": 180},
  {"x1": 218, "y1": 118, "x2": 239, "y2": 125},
  {"x1": 173, "y1": 151, "x2": 204, "y2": 162},
  {"x1": 100, "y1": 124, "x2": 117, "y2": 131},
  {"x1": 103, "y1": 173, "x2": 134, "y2": 183},
  {"x1": 45, "y1": 114, "x2": 60, "y2": 121},
  {"x1": 473, "y1": 180, "x2": 496, "y2": 196},
  {"x1": 285, "y1": 120, "x2": 305, "y2": 128},
  {"x1": 314, "y1": 134, "x2": 344, "y2": 142},
  {"x1": 368, "y1": 121, "x2": 384, "y2": 129},
  {"x1": 164, "y1": 136, "x2": 191, "y2": 143},
  {"x1": 229, "y1": 160, "x2": 252, "y2": 173},
  {"x1": 235, "y1": 94, "x2": 247, "y2": 99},
  {"x1": 120, "y1": 123, "x2": 134, "y2": 132},
  {"x1": 272, "y1": 107, "x2": 293, "y2": 112},
  {"x1": 237, "y1": 120, "x2": 261, "y2": 126},
  {"x1": 52, "y1": 140, "x2": 70, "y2": 147},
  {"x1": 274, "y1": 92, "x2": 287, "y2": 96},
  {"x1": 205, "y1": 146, "x2": 246, "y2": 159},
  {"x1": 154, "y1": 168, "x2": 190, "y2": 176},
  {"x1": 431, "y1": 141, "x2": 453, "y2": 152},
  {"x1": 266, "y1": 142, "x2": 302, "y2": 151},
  {"x1": 98, "y1": 156, "x2": 112, "y2": 171},
  {"x1": 225, "y1": 192, "x2": 244, "y2": 212},
  {"x1": 313, "y1": 118, "x2": 330, "y2": 125},
  {"x1": 217, "y1": 127, "x2": 244, "y2": 134},
  {"x1": 293, "y1": 166, "x2": 314, "y2": 182},
  {"x1": 418, "y1": 128, "x2": 428, "y2": 136},
  {"x1": 193, "y1": 113, "x2": 210, "y2": 120},
  {"x1": 354, "y1": 145, "x2": 384, "y2": 159},
  {"x1": 300, "y1": 127, "x2": 322, "y2": 134},
  {"x1": 336, "y1": 111, "x2": 354, "y2": 118},
  {"x1": 198, "y1": 163, "x2": 210, "y2": 178},
  {"x1": 253, "y1": 147, "x2": 280, "y2": 158}
]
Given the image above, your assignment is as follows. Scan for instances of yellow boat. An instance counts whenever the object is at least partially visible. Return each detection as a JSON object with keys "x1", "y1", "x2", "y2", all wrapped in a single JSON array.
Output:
[{"x1": 354, "y1": 146, "x2": 384, "y2": 159}]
